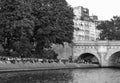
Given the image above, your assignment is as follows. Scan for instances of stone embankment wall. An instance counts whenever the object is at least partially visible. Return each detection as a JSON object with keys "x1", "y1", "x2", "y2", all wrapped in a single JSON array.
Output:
[
  {"x1": 52, "y1": 43, "x2": 73, "y2": 59},
  {"x1": 0, "y1": 62, "x2": 99, "y2": 72}
]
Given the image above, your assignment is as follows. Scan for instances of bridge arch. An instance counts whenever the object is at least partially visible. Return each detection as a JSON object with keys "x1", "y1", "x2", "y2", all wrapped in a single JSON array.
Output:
[
  {"x1": 76, "y1": 53, "x2": 100, "y2": 64},
  {"x1": 108, "y1": 51, "x2": 120, "y2": 66},
  {"x1": 106, "y1": 48, "x2": 120, "y2": 60}
]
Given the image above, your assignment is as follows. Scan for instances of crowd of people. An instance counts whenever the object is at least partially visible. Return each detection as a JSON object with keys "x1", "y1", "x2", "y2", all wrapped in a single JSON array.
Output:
[
  {"x1": 0, "y1": 56, "x2": 72, "y2": 64},
  {"x1": 74, "y1": 59, "x2": 99, "y2": 64},
  {"x1": 0, "y1": 56, "x2": 99, "y2": 65}
]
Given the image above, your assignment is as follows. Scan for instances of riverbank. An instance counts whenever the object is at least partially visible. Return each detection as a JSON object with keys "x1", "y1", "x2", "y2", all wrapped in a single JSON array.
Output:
[{"x1": 0, "y1": 62, "x2": 99, "y2": 72}]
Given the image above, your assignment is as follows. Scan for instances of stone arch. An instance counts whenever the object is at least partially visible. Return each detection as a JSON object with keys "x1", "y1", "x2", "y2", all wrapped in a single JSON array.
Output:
[
  {"x1": 106, "y1": 48, "x2": 120, "y2": 60},
  {"x1": 76, "y1": 53, "x2": 100, "y2": 64},
  {"x1": 108, "y1": 51, "x2": 120, "y2": 66},
  {"x1": 73, "y1": 47, "x2": 100, "y2": 60}
]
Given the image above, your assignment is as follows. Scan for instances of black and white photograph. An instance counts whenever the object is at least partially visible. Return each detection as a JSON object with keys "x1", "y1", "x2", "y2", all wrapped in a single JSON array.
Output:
[{"x1": 0, "y1": 0, "x2": 119, "y2": 83}]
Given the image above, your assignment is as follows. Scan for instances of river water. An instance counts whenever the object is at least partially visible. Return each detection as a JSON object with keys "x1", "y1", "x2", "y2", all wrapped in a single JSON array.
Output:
[{"x1": 0, "y1": 68, "x2": 120, "y2": 83}]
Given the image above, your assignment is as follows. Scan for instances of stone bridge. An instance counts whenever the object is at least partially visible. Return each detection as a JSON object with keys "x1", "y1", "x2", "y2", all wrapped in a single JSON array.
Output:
[{"x1": 73, "y1": 41, "x2": 120, "y2": 67}]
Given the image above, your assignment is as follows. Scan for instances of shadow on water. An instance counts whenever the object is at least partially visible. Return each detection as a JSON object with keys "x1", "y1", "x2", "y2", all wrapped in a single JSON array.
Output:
[{"x1": 0, "y1": 69, "x2": 73, "y2": 83}]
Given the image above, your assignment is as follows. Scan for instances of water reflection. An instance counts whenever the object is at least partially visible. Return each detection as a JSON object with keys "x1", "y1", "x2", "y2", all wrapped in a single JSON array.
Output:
[
  {"x1": 0, "y1": 68, "x2": 120, "y2": 83},
  {"x1": 72, "y1": 68, "x2": 120, "y2": 83}
]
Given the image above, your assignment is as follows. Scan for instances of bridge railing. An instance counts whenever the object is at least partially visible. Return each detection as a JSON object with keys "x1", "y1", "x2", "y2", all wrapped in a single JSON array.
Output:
[{"x1": 73, "y1": 40, "x2": 120, "y2": 46}]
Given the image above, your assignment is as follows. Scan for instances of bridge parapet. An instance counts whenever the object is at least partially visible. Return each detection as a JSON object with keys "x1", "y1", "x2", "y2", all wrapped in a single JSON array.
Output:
[{"x1": 74, "y1": 41, "x2": 120, "y2": 46}]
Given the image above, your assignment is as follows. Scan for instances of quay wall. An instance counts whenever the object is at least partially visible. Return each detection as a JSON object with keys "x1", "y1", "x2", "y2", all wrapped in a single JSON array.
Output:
[{"x1": 0, "y1": 62, "x2": 99, "y2": 72}]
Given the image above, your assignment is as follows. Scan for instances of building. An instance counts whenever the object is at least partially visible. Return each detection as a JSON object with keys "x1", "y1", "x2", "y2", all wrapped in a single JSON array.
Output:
[
  {"x1": 74, "y1": 6, "x2": 89, "y2": 21},
  {"x1": 90, "y1": 15, "x2": 98, "y2": 21},
  {"x1": 73, "y1": 6, "x2": 100, "y2": 42},
  {"x1": 73, "y1": 20, "x2": 89, "y2": 41}
]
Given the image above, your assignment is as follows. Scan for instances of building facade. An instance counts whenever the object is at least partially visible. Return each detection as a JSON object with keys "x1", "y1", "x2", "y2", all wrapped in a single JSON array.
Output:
[
  {"x1": 74, "y1": 6, "x2": 89, "y2": 21},
  {"x1": 73, "y1": 6, "x2": 100, "y2": 42}
]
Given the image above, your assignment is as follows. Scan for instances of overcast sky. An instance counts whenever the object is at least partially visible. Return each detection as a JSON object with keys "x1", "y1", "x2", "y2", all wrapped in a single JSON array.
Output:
[{"x1": 66, "y1": 0, "x2": 120, "y2": 20}]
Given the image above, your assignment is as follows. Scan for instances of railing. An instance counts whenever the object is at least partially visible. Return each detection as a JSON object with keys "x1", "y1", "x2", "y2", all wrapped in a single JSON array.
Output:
[{"x1": 73, "y1": 40, "x2": 120, "y2": 46}]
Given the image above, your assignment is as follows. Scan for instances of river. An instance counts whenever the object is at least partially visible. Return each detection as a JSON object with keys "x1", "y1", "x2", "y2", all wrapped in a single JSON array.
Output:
[{"x1": 0, "y1": 68, "x2": 120, "y2": 83}]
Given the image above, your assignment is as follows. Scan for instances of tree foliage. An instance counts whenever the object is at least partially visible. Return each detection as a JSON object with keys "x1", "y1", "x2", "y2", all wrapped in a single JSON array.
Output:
[
  {"x1": 97, "y1": 16, "x2": 120, "y2": 40},
  {"x1": 0, "y1": 0, "x2": 74, "y2": 57}
]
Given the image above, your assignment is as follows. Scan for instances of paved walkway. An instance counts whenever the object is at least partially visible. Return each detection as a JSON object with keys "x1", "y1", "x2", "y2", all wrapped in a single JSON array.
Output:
[{"x1": 0, "y1": 62, "x2": 99, "y2": 72}]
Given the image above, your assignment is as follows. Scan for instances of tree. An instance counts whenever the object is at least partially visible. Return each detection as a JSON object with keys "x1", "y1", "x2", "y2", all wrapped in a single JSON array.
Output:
[
  {"x1": 0, "y1": 0, "x2": 74, "y2": 58},
  {"x1": 0, "y1": 0, "x2": 34, "y2": 57},
  {"x1": 31, "y1": 0, "x2": 74, "y2": 54},
  {"x1": 97, "y1": 16, "x2": 120, "y2": 40}
]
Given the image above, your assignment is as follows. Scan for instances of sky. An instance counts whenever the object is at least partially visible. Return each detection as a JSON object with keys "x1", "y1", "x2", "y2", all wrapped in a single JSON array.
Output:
[{"x1": 66, "y1": 0, "x2": 120, "y2": 20}]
